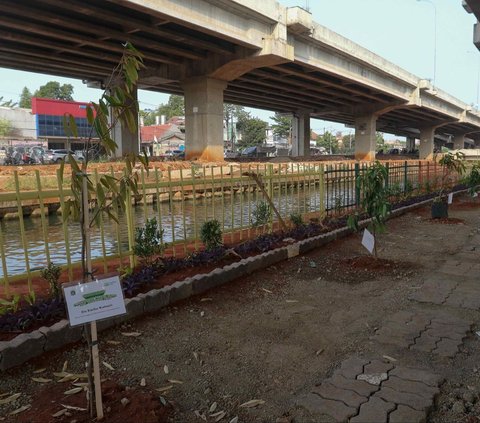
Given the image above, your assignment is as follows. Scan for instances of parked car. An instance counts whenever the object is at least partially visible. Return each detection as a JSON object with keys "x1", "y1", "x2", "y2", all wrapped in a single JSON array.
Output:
[
  {"x1": 0, "y1": 147, "x2": 6, "y2": 165},
  {"x1": 241, "y1": 146, "x2": 257, "y2": 157},
  {"x1": 224, "y1": 149, "x2": 239, "y2": 159},
  {"x1": 45, "y1": 149, "x2": 74, "y2": 163},
  {"x1": 171, "y1": 150, "x2": 185, "y2": 160},
  {"x1": 387, "y1": 148, "x2": 400, "y2": 155}
]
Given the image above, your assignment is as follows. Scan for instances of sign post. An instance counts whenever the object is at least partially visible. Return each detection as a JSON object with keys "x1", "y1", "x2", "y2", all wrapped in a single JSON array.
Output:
[{"x1": 63, "y1": 276, "x2": 126, "y2": 418}]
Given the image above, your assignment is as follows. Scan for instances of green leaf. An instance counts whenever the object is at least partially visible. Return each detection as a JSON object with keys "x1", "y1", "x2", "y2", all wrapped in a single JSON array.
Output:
[{"x1": 86, "y1": 106, "x2": 95, "y2": 126}]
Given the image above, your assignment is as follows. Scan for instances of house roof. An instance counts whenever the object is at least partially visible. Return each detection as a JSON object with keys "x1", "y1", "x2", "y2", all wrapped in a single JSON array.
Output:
[{"x1": 141, "y1": 123, "x2": 183, "y2": 142}]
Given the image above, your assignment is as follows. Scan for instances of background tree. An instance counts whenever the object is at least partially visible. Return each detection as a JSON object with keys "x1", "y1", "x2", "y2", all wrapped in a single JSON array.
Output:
[
  {"x1": 223, "y1": 104, "x2": 246, "y2": 148},
  {"x1": 34, "y1": 81, "x2": 74, "y2": 101},
  {"x1": 376, "y1": 132, "x2": 385, "y2": 152},
  {"x1": 139, "y1": 109, "x2": 155, "y2": 126},
  {"x1": 0, "y1": 118, "x2": 12, "y2": 137},
  {"x1": 19, "y1": 87, "x2": 32, "y2": 108},
  {"x1": 157, "y1": 94, "x2": 184, "y2": 120},
  {"x1": 316, "y1": 130, "x2": 339, "y2": 154},
  {"x1": 236, "y1": 113, "x2": 268, "y2": 148},
  {"x1": 342, "y1": 133, "x2": 355, "y2": 154},
  {"x1": 270, "y1": 112, "x2": 292, "y2": 140}
]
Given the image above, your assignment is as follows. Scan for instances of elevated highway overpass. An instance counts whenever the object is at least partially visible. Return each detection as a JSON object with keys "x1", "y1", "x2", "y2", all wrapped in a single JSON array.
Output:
[{"x1": 2, "y1": 0, "x2": 480, "y2": 160}]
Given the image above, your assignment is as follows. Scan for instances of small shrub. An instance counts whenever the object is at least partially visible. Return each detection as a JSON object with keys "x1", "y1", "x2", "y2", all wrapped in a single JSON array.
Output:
[
  {"x1": 0, "y1": 294, "x2": 21, "y2": 316},
  {"x1": 40, "y1": 262, "x2": 62, "y2": 299},
  {"x1": 348, "y1": 161, "x2": 390, "y2": 257},
  {"x1": 200, "y1": 219, "x2": 223, "y2": 251},
  {"x1": 464, "y1": 163, "x2": 480, "y2": 197},
  {"x1": 404, "y1": 180, "x2": 414, "y2": 198},
  {"x1": 289, "y1": 213, "x2": 304, "y2": 228},
  {"x1": 134, "y1": 217, "x2": 165, "y2": 265},
  {"x1": 333, "y1": 196, "x2": 344, "y2": 215},
  {"x1": 252, "y1": 200, "x2": 271, "y2": 228}
]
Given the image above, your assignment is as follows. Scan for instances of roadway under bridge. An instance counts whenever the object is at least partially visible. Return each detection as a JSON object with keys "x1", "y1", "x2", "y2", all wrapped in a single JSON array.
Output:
[{"x1": 2, "y1": 0, "x2": 480, "y2": 160}]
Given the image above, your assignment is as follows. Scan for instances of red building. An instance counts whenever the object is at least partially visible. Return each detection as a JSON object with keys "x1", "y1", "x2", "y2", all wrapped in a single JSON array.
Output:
[{"x1": 31, "y1": 98, "x2": 98, "y2": 150}]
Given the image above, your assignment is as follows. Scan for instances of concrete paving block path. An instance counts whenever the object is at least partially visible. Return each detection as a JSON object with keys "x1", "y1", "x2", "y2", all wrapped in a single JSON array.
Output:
[{"x1": 297, "y1": 357, "x2": 443, "y2": 422}]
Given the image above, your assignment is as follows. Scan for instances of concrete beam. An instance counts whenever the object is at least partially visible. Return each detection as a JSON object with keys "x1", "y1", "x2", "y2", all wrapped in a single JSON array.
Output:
[
  {"x1": 182, "y1": 76, "x2": 227, "y2": 161},
  {"x1": 406, "y1": 136, "x2": 416, "y2": 152},
  {"x1": 453, "y1": 133, "x2": 466, "y2": 150},
  {"x1": 355, "y1": 115, "x2": 377, "y2": 161},
  {"x1": 419, "y1": 126, "x2": 436, "y2": 160},
  {"x1": 291, "y1": 111, "x2": 310, "y2": 157},
  {"x1": 115, "y1": 0, "x2": 277, "y2": 49}
]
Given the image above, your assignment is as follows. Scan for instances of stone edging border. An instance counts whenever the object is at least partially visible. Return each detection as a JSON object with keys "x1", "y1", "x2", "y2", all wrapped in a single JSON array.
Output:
[{"x1": 0, "y1": 190, "x2": 467, "y2": 371}]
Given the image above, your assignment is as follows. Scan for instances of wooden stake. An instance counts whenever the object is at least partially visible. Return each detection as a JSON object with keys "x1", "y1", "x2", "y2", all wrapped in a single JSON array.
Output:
[
  {"x1": 82, "y1": 174, "x2": 104, "y2": 420},
  {"x1": 245, "y1": 171, "x2": 288, "y2": 231},
  {"x1": 91, "y1": 320, "x2": 104, "y2": 419}
]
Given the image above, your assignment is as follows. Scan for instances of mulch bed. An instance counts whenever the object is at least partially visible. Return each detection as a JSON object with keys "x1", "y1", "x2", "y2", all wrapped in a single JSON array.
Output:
[{"x1": 12, "y1": 379, "x2": 171, "y2": 423}]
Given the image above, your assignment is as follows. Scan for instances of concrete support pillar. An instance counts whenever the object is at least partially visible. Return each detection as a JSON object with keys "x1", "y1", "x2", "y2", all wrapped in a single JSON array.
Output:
[
  {"x1": 291, "y1": 111, "x2": 310, "y2": 157},
  {"x1": 475, "y1": 139, "x2": 480, "y2": 149},
  {"x1": 354, "y1": 115, "x2": 377, "y2": 161},
  {"x1": 406, "y1": 136, "x2": 416, "y2": 152},
  {"x1": 453, "y1": 134, "x2": 465, "y2": 150},
  {"x1": 419, "y1": 127, "x2": 435, "y2": 160},
  {"x1": 110, "y1": 86, "x2": 139, "y2": 157},
  {"x1": 182, "y1": 76, "x2": 227, "y2": 161}
]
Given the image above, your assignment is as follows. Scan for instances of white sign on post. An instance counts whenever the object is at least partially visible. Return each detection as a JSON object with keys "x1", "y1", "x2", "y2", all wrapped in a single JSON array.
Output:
[
  {"x1": 63, "y1": 275, "x2": 126, "y2": 327},
  {"x1": 361, "y1": 228, "x2": 375, "y2": 255},
  {"x1": 448, "y1": 193, "x2": 453, "y2": 204}
]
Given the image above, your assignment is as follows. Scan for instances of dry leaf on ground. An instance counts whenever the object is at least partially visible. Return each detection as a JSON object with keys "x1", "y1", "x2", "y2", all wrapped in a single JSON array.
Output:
[{"x1": 239, "y1": 399, "x2": 265, "y2": 408}]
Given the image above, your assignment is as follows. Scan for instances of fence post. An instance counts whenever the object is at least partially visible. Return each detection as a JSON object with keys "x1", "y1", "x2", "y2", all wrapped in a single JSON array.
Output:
[
  {"x1": 355, "y1": 162, "x2": 360, "y2": 207},
  {"x1": 403, "y1": 161, "x2": 408, "y2": 193},
  {"x1": 319, "y1": 164, "x2": 325, "y2": 218},
  {"x1": 385, "y1": 162, "x2": 390, "y2": 188},
  {"x1": 267, "y1": 164, "x2": 274, "y2": 230}
]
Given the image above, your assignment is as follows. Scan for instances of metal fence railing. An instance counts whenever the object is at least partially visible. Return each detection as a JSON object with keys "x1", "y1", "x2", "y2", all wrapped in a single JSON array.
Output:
[{"x1": 0, "y1": 159, "x2": 456, "y2": 296}]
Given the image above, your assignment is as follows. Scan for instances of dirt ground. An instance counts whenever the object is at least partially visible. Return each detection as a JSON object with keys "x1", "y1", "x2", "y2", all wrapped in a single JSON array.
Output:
[{"x1": 1, "y1": 198, "x2": 480, "y2": 422}]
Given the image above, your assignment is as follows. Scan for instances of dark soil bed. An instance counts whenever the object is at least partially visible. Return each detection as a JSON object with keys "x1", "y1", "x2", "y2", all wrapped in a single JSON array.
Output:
[
  {"x1": 428, "y1": 217, "x2": 466, "y2": 225},
  {"x1": 11, "y1": 379, "x2": 171, "y2": 423}
]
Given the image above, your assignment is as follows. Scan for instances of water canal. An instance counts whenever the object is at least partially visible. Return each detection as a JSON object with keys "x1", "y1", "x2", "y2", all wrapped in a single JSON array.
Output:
[{"x1": 1, "y1": 185, "x2": 354, "y2": 278}]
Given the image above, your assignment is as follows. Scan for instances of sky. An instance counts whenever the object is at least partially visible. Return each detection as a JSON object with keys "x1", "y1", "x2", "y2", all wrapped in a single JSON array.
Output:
[{"x1": 0, "y1": 0, "x2": 478, "y2": 138}]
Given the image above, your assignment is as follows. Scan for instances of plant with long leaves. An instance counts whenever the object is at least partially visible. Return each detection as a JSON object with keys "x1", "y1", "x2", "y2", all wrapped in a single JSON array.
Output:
[
  {"x1": 348, "y1": 161, "x2": 390, "y2": 257},
  {"x1": 61, "y1": 43, "x2": 147, "y2": 279},
  {"x1": 435, "y1": 151, "x2": 466, "y2": 202},
  {"x1": 60, "y1": 42, "x2": 147, "y2": 418},
  {"x1": 463, "y1": 162, "x2": 480, "y2": 198}
]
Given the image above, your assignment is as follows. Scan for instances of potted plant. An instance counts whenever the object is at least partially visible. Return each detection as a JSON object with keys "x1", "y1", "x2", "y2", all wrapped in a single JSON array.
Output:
[{"x1": 431, "y1": 151, "x2": 465, "y2": 218}]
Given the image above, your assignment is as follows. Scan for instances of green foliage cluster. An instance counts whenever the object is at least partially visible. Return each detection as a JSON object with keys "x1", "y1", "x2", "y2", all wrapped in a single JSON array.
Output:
[
  {"x1": 436, "y1": 151, "x2": 466, "y2": 201},
  {"x1": 289, "y1": 213, "x2": 304, "y2": 228},
  {"x1": 252, "y1": 200, "x2": 271, "y2": 227},
  {"x1": 34, "y1": 81, "x2": 74, "y2": 101},
  {"x1": 0, "y1": 294, "x2": 21, "y2": 315},
  {"x1": 200, "y1": 219, "x2": 223, "y2": 251},
  {"x1": 40, "y1": 262, "x2": 62, "y2": 299},
  {"x1": 62, "y1": 43, "x2": 148, "y2": 229},
  {"x1": 236, "y1": 113, "x2": 268, "y2": 148},
  {"x1": 134, "y1": 217, "x2": 165, "y2": 265},
  {"x1": 348, "y1": 161, "x2": 390, "y2": 257},
  {"x1": 270, "y1": 113, "x2": 292, "y2": 140},
  {"x1": 0, "y1": 118, "x2": 12, "y2": 137},
  {"x1": 19, "y1": 87, "x2": 32, "y2": 108},
  {"x1": 140, "y1": 95, "x2": 185, "y2": 126},
  {"x1": 316, "y1": 131, "x2": 338, "y2": 154},
  {"x1": 463, "y1": 162, "x2": 480, "y2": 197}
]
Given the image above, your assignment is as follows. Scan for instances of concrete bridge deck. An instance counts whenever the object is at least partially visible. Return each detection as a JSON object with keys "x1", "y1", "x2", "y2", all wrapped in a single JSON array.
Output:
[{"x1": 1, "y1": 0, "x2": 479, "y2": 160}]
